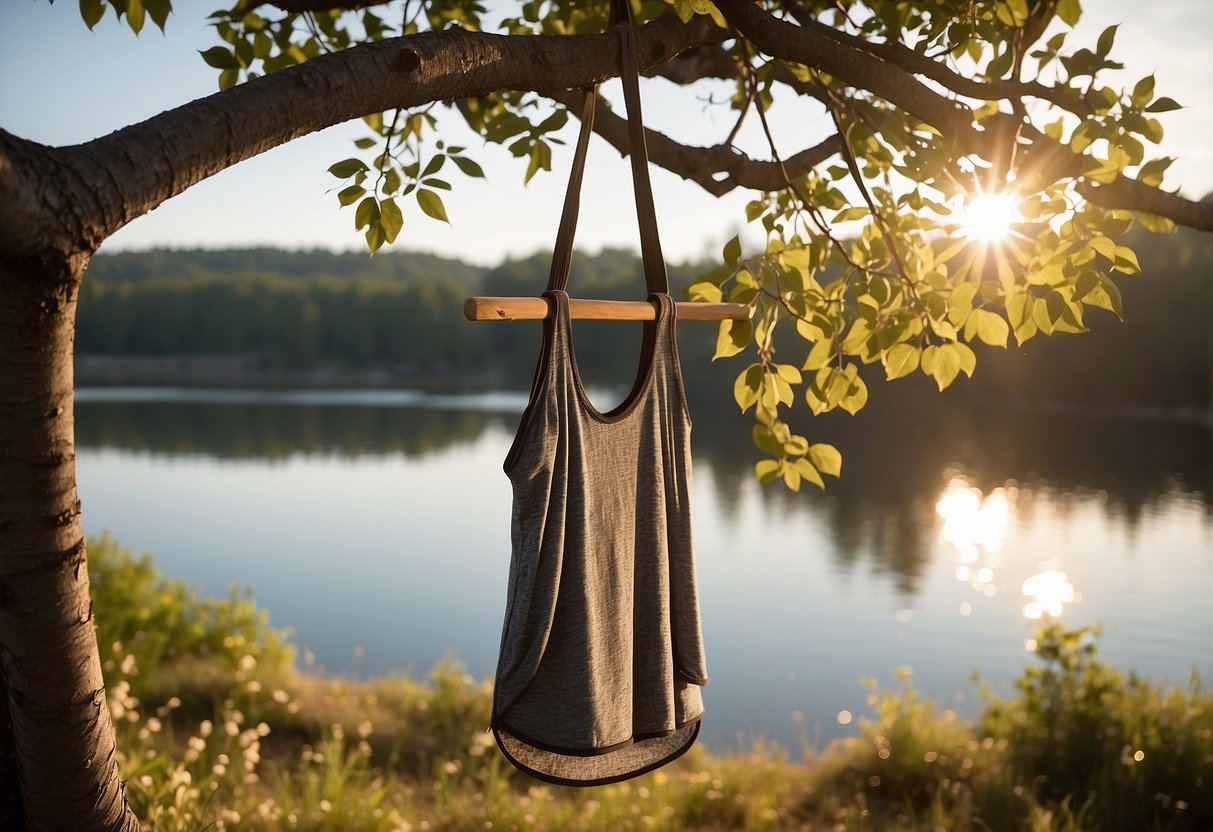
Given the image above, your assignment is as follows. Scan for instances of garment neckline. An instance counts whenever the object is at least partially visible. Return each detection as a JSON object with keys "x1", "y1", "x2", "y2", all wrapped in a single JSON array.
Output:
[{"x1": 554, "y1": 290, "x2": 666, "y2": 425}]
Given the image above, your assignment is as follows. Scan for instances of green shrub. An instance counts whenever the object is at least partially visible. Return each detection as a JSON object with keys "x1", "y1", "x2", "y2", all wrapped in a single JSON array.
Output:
[
  {"x1": 982, "y1": 623, "x2": 1212, "y2": 830},
  {"x1": 86, "y1": 538, "x2": 1212, "y2": 831},
  {"x1": 88, "y1": 532, "x2": 294, "y2": 692}
]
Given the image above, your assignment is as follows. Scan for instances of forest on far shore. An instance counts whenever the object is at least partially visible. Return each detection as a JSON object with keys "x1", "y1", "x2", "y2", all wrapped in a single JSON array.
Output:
[{"x1": 77, "y1": 225, "x2": 1212, "y2": 415}]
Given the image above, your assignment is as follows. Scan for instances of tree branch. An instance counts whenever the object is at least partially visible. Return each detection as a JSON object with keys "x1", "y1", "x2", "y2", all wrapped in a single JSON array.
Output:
[
  {"x1": 545, "y1": 88, "x2": 840, "y2": 196},
  {"x1": 716, "y1": 0, "x2": 1213, "y2": 232},
  {"x1": 787, "y1": 4, "x2": 1093, "y2": 116},
  {"x1": 255, "y1": 0, "x2": 392, "y2": 12},
  {"x1": 0, "y1": 15, "x2": 719, "y2": 269}
]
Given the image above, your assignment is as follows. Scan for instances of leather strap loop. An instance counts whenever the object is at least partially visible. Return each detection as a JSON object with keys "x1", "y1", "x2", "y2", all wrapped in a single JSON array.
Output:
[{"x1": 546, "y1": 1, "x2": 670, "y2": 295}]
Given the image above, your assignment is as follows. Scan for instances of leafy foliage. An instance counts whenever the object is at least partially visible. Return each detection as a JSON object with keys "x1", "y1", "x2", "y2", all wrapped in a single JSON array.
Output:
[
  {"x1": 89, "y1": 533, "x2": 294, "y2": 693},
  {"x1": 64, "y1": 0, "x2": 1194, "y2": 490}
]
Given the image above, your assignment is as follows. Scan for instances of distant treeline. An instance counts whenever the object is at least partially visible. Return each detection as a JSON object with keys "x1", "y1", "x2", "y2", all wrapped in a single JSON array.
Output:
[
  {"x1": 78, "y1": 247, "x2": 712, "y2": 386},
  {"x1": 78, "y1": 226, "x2": 1211, "y2": 410}
]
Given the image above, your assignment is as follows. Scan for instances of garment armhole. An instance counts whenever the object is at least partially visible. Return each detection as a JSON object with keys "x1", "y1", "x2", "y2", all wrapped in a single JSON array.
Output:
[
  {"x1": 665, "y1": 295, "x2": 693, "y2": 429},
  {"x1": 503, "y1": 300, "x2": 557, "y2": 475}
]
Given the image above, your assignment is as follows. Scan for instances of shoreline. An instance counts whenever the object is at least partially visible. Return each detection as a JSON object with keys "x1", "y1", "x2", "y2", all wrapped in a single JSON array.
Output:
[{"x1": 76, "y1": 354, "x2": 1213, "y2": 429}]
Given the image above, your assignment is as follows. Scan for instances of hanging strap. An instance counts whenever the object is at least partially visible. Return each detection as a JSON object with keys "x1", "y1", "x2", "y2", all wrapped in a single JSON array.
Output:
[{"x1": 546, "y1": 0, "x2": 670, "y2": 296}]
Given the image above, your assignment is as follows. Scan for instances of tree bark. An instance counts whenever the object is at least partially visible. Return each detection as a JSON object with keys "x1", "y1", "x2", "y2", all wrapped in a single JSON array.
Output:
[
  {"x1": 0, "y1": 251, "x2": 138, "y2": 830},
  {"x1": 0, "y1": 669, "x2": 23, "y2": 828}
]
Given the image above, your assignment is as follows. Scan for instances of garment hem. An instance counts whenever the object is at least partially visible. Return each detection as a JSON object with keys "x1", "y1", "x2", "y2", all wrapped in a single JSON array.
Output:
[{"x1": 491, "y1": 714, "x2": 703, "y2": 787}]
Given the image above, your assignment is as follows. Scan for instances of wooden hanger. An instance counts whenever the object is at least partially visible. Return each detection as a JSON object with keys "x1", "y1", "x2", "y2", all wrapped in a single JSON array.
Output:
[
  {"x1": 463, "y1": 2, "x2": 749, "y2": 325},
  {"x1": 463, "y1": 297, "x2": 749, "y2": 321}
]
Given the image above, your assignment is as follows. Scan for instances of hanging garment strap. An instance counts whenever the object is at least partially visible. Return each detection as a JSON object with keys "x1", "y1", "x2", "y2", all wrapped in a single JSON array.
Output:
[{"x1": 546, "y1": 0, "x2": 670, "y2": 296}]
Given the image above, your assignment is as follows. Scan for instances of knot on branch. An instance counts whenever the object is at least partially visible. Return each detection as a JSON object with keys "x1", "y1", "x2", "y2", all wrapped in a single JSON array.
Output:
[{"x1": 398, "y1": 49, "x2": 421, "y2": 73}]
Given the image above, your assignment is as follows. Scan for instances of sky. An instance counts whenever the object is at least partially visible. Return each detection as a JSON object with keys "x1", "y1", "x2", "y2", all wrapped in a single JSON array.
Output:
[{"x1": 1, "y1": 1, "x2": 1210, "y2": 266}]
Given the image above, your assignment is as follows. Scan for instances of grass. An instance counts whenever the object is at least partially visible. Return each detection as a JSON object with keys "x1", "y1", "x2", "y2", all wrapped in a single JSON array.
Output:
[{"x1": 90, "y1": 535, "x2": 1212, "y2": 831}]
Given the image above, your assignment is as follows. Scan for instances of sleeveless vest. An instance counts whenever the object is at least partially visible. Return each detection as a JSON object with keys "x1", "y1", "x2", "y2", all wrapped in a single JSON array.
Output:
[{"x1": 490, "y1": 4, "x2": 709, "y2": 787}]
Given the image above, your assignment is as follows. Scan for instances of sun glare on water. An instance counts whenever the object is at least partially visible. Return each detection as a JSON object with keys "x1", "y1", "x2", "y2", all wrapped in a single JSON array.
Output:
[{"x1": 960, "y1": 193, "x2": 1020, "y2": 242}]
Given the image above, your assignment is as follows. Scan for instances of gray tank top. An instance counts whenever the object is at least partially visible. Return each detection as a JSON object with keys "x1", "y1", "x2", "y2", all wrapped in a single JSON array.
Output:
[
  {"x1": 492, "y1": 289, "x2": 708, "y2": 785},
  {"x1": 490, "y1": 4, "x2": 708, "y2": 787}
]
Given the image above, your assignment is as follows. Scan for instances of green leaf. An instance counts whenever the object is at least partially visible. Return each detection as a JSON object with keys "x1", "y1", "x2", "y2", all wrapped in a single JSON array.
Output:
[
  {"x1": 1089, "y1": 235, "x2": 1116, "y2": 262},
  {"x1": 200, "y1": 47, "x2": 238, "y2": 70},
  {"x1": 1005, "y1": 0, "x2": 1030, "y2": 27},
  {"x1": 1131, "y1": 75, "x2": 1155, "y2": 108},
  {"x1": 723, "y1": 235, "x2": 742, "y2": 268},
  {"x1": 753, "y1": 426, "x2": 783, "y2": 456},
  {"x1": 328, "y1": 158, "x2": 369, "y2": 179},
  {"x1": 807, "y1": 443, "x2": 842, "y2": 478},
  {"x1": 417, "y1": 189, "x2": 449, "y2": 223},
  {"x1": 354, "y1": 196, "x2": 378, "y2": 231},
  {"x1": 365, "y1": 220, "x2": 386, "y2": 253},
  {"x1": 125, "y1": 0, "x2": 146, "y2": 34},
  {"x1": 1138, "y1": 212, "x2": 1175, "y2": 233},
  {"x1": 145, "y1": 0, "x2": 170, "y2": 30},
  {"x1": 833, "y1": 206, "x2": 869, "y2": 223},
  {"x1": 714, "y1": 319, "x2": 752, "y2": 360},
  {"x1": 783, "y1": 435, "x2": 809, "y2": 456},
  {"x1": 337, "y1": 185, "x2": 365, "y2": 207},
  {"x1": 1145, "y1": 97, "x2": 1181, "y2": 113},
  {"x1": 452, "y1": 156, "x2": 486, "y2": 178},
  {"x1": 948, "y1": 282, "x2": 977, "y2": 328},
  {"x1": 79, "y1": 0, "x2": 106, "y2": 29},
  {"x1": 383, "y1": 167, "x2": 402, "y2": 195},
  {"x1": 921, "y1": 344, "x2": 961, "y2": 391},
  {"x1": 974, "y1": 309, "x2": 1009, "y2": 347},
  {"x1": 782, "y1": 465, "x2": 801, "y2": 492},
  {"x1": 1083, "y1": 274, "x2": 1124, "y2": 319},
  {"x1": 754, "y1": 459, "x2": 781, "y2": 484},
  {"x1": 733, "y1": 364, "x2": 763, "y2": 412},
  {"x1": 774, "y1": 364, "x2": 802, "y2": 385},
  {"x1": 883, "y1": 343, "x2": 920, "y2": 380},
  {"x1": 536, "y1": 108, "x2": 569, "y2": 133},
  {"x1": 839, "y1": 366, "x2": 868, "y2": 415},
  {"x1": 524, "y1": 141, "x2": 552, "y2": 184},
  {"x1": 687, "y1": 282, "x2": 723, "y2": 303},
  {"x1": 379, "y1": 197, "x2": 404, "y2": 243},
  {"x1": 1056, "y1": 0, "x2": 1082, "y2": 26},
  {"x1": 421, "y1": 154, "x2": 446, "y2": 178},
  {"x1": 1112, "y1": 245, "x2": 1140, "y2": 274},
  {"x1": 1096, "y1": 24, "x2": 1118, "y2": 59},
  {"x1": 802, "y1": 338, "x2": 834, "y2": 371},
  {"x1": 794, "y1": 458, "x2": 826, "y2": 490},
  {"x1": 954, "y1": 342, "x2": 976, "y2": 377}
]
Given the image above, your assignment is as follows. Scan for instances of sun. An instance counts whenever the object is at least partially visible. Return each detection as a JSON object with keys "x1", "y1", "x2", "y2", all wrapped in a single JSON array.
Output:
[{"x1": 960, "y1": 193, "x2": 1020, "y2": 242}]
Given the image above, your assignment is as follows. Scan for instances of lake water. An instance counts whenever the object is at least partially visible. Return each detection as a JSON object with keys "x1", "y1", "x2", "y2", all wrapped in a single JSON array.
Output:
[{"x1": 74, "y1": 386, "x2": 1212, "y2": 752}]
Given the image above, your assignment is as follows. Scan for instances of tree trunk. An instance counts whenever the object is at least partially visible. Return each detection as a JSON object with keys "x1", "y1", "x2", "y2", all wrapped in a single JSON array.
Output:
[{"x1": 0, "y1": 253, "x2": 138, "y2": 831}]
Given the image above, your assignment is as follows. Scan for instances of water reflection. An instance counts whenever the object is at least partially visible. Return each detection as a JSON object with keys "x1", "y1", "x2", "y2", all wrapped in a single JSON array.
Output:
[
  {"x1": 74, "y1": 387, "x2": 1211, "y2": 599},
  {"x1": 936, "y1": 481, "x2": 1012, "y2": 599},
  {"x1": 71, "y1": 387, "x2": 1213, "y2": 749},
  {"x1": 1022, "y1": 569, "x2": 1078, "y2": 620}
]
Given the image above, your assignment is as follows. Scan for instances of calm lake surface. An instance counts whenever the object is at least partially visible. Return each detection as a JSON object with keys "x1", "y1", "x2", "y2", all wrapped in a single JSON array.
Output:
[{"x1": 74, "y1": 386, "x2": 1212, "y2": 752}]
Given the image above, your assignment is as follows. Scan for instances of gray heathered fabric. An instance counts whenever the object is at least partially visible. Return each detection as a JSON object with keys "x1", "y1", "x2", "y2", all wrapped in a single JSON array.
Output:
[{"x1": 492, "y1": 289, "x2": 708, "y2": 786}]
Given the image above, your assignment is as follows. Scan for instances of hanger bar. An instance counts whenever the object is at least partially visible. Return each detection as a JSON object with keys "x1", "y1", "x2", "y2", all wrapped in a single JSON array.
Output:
[{"x1": 463, "y1": 296, "x2": 750, "y2": 322}]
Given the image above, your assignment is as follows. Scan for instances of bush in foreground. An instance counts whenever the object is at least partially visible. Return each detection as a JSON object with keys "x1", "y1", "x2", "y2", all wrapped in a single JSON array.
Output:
[{"x1": 89, "y1": 536, "x2": 1211, "y2": 831}]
